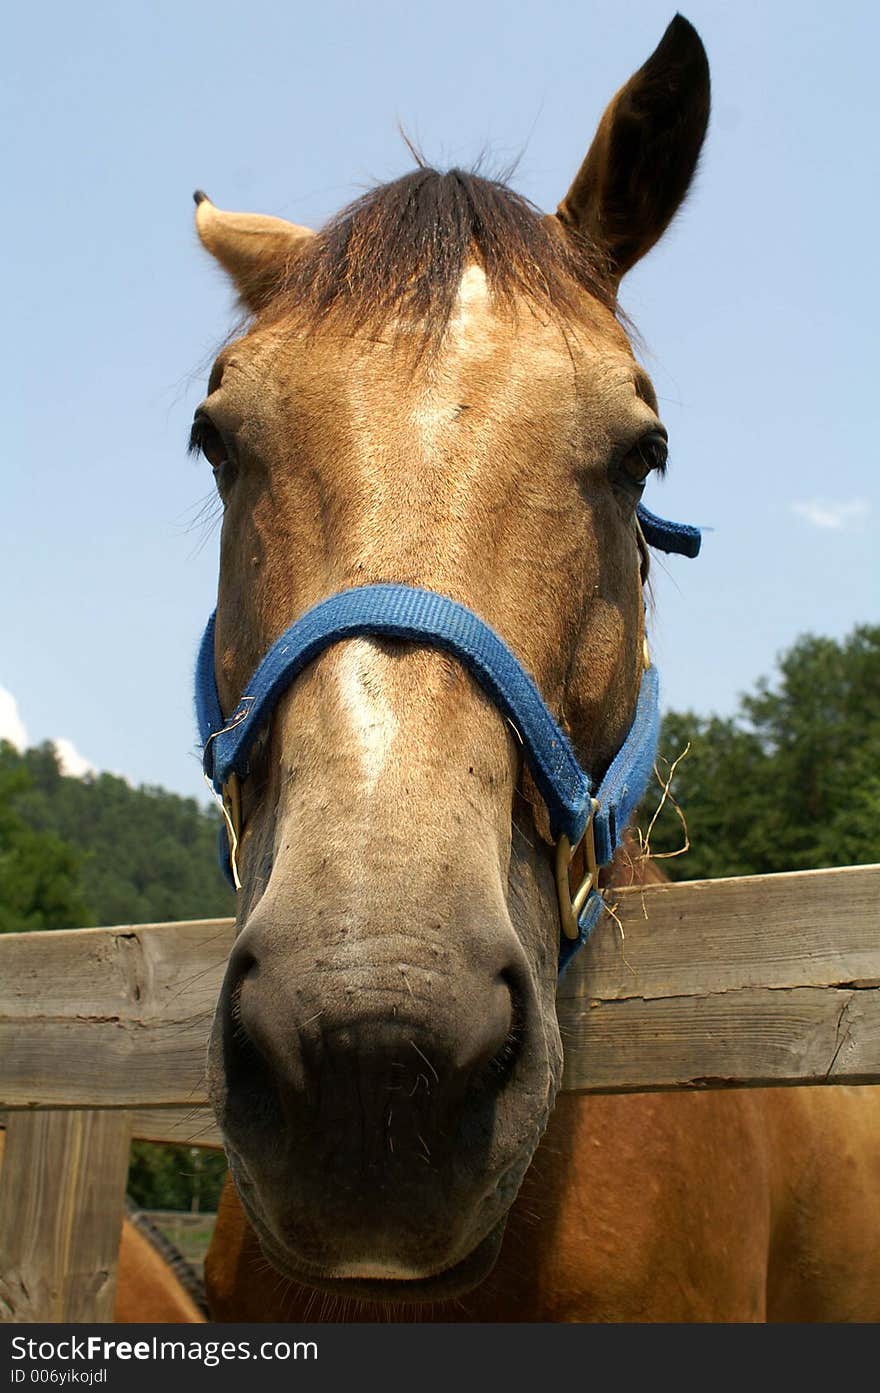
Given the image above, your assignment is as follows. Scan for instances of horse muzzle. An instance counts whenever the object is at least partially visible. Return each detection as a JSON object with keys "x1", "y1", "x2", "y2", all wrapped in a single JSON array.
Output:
[{"x1": 206, "y1": 886, "x2": 551, "y2": 1290}]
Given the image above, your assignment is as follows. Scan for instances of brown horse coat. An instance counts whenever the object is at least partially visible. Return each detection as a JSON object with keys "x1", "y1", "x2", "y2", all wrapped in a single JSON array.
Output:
[
  {"x1": 202, "y1": 862, "x2": 880, "y2": 1323},
  {"x1": 114, "y1": 1219, "x2": 206, "y2": 1324}
]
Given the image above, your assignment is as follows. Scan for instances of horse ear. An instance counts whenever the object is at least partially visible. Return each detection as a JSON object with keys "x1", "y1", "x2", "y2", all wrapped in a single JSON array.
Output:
[
  {"x1": 557, "y1": 14, "x2": 710, "y2": 286},
  {"x1": 194, "y1": 192, "x2": 314, "y2": 311}
]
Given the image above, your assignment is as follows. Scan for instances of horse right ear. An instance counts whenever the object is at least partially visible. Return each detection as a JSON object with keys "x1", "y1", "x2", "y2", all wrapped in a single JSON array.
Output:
[
  {"x1": 557, "y1": 14, "x2": 710, "y2": 287},
  {"x1": 194, "y1": 192, "x2": 314, "y2": 311}
]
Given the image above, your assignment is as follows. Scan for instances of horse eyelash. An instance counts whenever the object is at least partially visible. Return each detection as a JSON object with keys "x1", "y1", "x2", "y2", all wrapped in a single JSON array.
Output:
[
  {"x1": 656, "y1": 439, "x2": 670, "y2": 477},
  {"x1": 187, "y1": 421, "x2": 204, "y2": 457},
  {"x1": 637, "y1": 438, "x2": 669, "y2": 478}
]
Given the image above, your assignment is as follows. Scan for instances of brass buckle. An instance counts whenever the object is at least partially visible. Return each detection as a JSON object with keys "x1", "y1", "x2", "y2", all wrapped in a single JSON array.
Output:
[{"x1": 554, "y1": 798, "x2": 600, "y2": 941}]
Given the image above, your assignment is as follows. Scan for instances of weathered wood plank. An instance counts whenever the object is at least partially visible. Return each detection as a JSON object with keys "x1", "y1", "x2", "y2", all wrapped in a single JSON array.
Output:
[
  {"x1": 575, "y1": 863, "x2": 880, "y2": 998},
  {"x1": 559, "y1": 985, "x2": 880, "y2": 1092},
  {"x1": 0, "y1": 1110, "x2": 131, "y2": 1322},
  {"x1": 558, "y1": 862, "x2": 880, "y2": 1091},
  {"x1": 0, "y1": 865, "x2": 877, "y2": 1103},
  {"x1": 129, "y1": 1108, "x2": 223, "y2": 1149},
  {"x1": 0, "y1": 919, "x2": 232, "y2": 1108},
  {"x1": 1, "y1": 1109, "x2": 224, "y2": 1151}
]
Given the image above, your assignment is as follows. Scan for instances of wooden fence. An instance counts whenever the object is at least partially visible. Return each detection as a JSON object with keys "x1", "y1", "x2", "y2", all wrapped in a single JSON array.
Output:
[{"x1": 1, "y1": 863, "x2": 878, "y2": 1322}]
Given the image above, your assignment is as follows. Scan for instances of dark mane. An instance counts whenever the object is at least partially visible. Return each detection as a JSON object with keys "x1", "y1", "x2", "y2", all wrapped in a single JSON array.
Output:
[
  {"x1": 260, "y1": 167, "x2": 617, "y2": 349},
  {"x1": 125, "y1": 1199, "x2": 210, "y2": 1317}
]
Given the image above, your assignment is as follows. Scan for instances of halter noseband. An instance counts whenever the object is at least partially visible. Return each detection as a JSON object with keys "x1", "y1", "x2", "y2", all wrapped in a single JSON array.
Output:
[{"x1": 195, "y1": 503, "x2": 700, "y2": 975}]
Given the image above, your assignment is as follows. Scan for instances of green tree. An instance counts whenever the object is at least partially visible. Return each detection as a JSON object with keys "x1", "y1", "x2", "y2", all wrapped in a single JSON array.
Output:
[
  {"x1": 0, "y1": 745, "x2": 91, "y2": 931},
  {"x1": 127, "y1": 1142, "x2": 227, "y2": 1212},
  {"x1": 8, "y1": 742, "x2": 234, "y2": 925},
  {"x1": 1, "y1": 739, "x2": 233, "y2": 1208},
  {"x1": 644, "y1": 625, "x2": 880, "y2": 880}
]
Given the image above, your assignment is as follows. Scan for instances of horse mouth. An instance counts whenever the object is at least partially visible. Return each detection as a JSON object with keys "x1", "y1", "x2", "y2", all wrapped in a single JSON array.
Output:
[
  {"x1": 257, "y1": 1217, "x2": 509, "y2": 1305},
  {"x1": 226, "y1": 1151, "x2": 506, "y2": 1302}
]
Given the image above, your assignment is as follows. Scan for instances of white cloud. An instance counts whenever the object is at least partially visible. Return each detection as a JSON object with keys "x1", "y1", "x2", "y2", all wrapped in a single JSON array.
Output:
[
  {"x1": 0, "y1": 687, "x2": 28, "y2": 751},
  {"x1": 53, "y1": 737, "x2": 97, "y2": 780},
  {"x1": 791, "y1": 498, "x2": 871, "y2": 531},
  {"x1": 0, "y1": 689, "x2": 98, "y2": 780}
]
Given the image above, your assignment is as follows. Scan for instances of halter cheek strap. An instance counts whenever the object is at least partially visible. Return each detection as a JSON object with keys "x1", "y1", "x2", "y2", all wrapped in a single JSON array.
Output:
[
  {"x1": 636, "y1": 504, "x2": 702, "y2": 559},
  {"x1": 196, "y1": 510, "x2": 700, "y2": 973}
]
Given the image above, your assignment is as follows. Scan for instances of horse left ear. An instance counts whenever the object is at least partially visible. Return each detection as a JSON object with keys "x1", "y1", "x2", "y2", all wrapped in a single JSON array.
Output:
[
  {"x1": 557, "y1": 14, "x2": 710, "y2": 286},
  {"x1": 194, "y1": 192, "x2": 315, "y2": 311}
]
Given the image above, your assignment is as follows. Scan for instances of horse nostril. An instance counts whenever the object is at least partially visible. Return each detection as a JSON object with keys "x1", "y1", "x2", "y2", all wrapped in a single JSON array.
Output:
[
  {"x1": 214, "y1": 916, "x2": 535, "y2": 1154},
  {"x1": 229, "y1": 975, "x2": 258, "y2": 1059},
  {"x1": 215, "y1": 944, "x2": 288, "y2": 1136},
  {"x1": 226, "y1": 950, "x2": 284, "y2": 1076},
  {"x1": 449, "y1": 967, "x2": 524, "y2": 1100},
  {"x1": 226, "y1": 946, "x2": 259, "y2": 1042},
  {"x1": 476, "y1": 968, "x2": 526, "y2": 1090}
]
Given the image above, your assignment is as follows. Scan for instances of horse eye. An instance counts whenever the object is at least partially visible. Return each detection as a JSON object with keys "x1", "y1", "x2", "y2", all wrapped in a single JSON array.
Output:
[
  {"x1": 637, "y1": 430, "x2": 669, "y2": 475},
  {"x1": 189, "y1": 412, "x2": 231, "y2": 472},
  {"x1": 614, "y1": 430, "x2": 669, "y2": 492}
]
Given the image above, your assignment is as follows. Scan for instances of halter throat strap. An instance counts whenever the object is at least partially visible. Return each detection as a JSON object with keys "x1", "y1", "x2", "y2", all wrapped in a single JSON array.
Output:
[{"x1": 636, "y1": 504, "x2": 702, "y2": 558}]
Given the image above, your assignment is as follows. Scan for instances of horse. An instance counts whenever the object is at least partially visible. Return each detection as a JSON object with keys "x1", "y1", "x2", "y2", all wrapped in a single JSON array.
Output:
[
  {"x1": 117, "y1": 1203, "x2": 209, "y2": 1323},
  {"x1": 187, "y1": 15, "x2": 880, "y2": 1321}
]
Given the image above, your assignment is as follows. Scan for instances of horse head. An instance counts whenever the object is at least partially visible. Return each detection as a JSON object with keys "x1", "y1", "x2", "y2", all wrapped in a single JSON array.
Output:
[{"x1": 192, "y1": 15, "x2": 709, "y2": 1301}]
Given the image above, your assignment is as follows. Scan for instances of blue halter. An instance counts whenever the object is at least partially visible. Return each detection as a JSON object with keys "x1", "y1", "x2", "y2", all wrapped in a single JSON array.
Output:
[{"x1": 196, "y1": 503, "x2": 700, "y2": 974}]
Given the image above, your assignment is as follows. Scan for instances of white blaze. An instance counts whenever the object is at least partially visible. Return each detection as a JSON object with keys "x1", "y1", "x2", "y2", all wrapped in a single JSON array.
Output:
[
  {"x1": 335, "y1": 641, "x2": 399, "y2": 793},
  {"x1": 411, "y1": 263, "x2": 488, "y2": 447},
  {"x1": 335, "y1": 264, "x2": 489, "y2": 789},
  {"x1": 453, "y1": 262, "x2": 489, "y2": 320}
]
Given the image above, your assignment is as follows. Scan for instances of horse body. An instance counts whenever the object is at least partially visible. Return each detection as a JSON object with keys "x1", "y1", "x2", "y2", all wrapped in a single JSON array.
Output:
[
  {"x1": 114, "y1": 1214, "x2": 207, "y2": 1324},
  {"x1": 186, "y1": 15, "x2": 880, "y2": 1321}
]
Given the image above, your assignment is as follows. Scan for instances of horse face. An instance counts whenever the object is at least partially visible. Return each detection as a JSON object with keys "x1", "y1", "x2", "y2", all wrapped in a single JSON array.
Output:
[{"x1": 192, "y1": 15, "x2": 709, "y2": 1300}]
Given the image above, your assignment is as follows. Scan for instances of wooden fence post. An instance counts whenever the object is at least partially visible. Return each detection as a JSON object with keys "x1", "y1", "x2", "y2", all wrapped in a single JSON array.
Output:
[{"x1": 0, "y1": 1110, "x2": 131, "y2": 1323}]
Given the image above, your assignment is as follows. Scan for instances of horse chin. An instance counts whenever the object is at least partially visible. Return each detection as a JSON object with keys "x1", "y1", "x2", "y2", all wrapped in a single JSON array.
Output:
[
  {"x1": 227, "y1": 1152, "x2": 510, "y2": 1303},
  {"x1": 257, "y1": 1217, "x2": 509, "y2": 1305}
]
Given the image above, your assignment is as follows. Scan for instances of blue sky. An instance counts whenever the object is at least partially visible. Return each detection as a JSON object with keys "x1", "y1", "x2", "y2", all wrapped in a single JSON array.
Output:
[{"x1": 3, "y1": 0, "x2": 877, "y2": 802}]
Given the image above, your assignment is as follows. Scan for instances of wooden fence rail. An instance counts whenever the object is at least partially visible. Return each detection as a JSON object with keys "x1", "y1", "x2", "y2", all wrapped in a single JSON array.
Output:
[{"x1": 1, "y1": 863, "x2": 879, "y2": 1321}]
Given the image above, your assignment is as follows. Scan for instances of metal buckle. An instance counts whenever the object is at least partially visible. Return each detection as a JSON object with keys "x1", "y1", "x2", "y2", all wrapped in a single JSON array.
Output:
[
  {"x1": 554, "y1": 798, "x2": 600, "y2": 941},
  {"x1": 201, "y1": 697, "x2": 256, "y2": 779}
]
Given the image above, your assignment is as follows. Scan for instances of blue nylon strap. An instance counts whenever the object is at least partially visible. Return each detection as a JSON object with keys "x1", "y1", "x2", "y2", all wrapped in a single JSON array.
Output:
[
  {"x1": 198, "y1": 585, "x2": 593, "y2": 845},
  {"x1": 195, "y1": 583, "x2": 667, "y2": 967},
  {"x1": 637, "y1": 504, "x2": 702, "y2": 558},
  {"x1": 195, "y1": 611, "x2": 223, "y2": 742},
  {"x1": 556, "y1": 663, "x2": 662, "y2": 976},
  {"x1": 558, "y1": 895, "x2": 606, "y2": 976},
  {"x1": 592, "y1": 664, "x2": 660, "y2": 866}
]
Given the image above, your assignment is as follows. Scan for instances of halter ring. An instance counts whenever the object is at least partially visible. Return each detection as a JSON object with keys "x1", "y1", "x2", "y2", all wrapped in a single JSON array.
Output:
[{"x1": 554, "y1": 797, "x2": 601, "y2": 941}]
